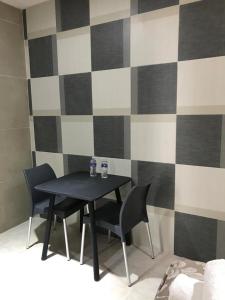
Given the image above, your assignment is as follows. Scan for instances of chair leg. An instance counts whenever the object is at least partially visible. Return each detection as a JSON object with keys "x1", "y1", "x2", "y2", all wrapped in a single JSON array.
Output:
[
  {"x1": 122, "y1": 241, "x2": 131, "y2": 287},
  {"x1": 26, "y1": 217, "x2": 32, "y2": 249},
  {"x1": 145, "y1": 222, "x2": 155, "y2": 259},
  {"x1": 63, "y1": 219, "x2": 70, "y2": 261},
  {"x1": 80, "y1": 223, "x2": 86, "y2": 265},
  {"x1": 108, "y1": 230, "x2": 111, "y2": 243}
]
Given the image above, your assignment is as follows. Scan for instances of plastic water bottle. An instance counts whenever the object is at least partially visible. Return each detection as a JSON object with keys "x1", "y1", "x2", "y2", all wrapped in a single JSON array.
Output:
[
  {"x1": 101, "y1": 160, "x2": 108, "y2": 179},
  {"x1": 90, "y1": 157, "x2": 97, "y2": 177}
]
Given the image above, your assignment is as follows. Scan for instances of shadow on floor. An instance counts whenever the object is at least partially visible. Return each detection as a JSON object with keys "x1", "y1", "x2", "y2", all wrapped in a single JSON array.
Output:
[{"x1": 33, "y1": 220, "x2": 161, "y2": 284}]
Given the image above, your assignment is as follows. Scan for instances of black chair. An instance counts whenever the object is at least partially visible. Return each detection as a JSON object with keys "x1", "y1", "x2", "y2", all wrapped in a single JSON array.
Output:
[
  {"x1": 23, "y1": 163, "x2": 85, "y2": 260},
  {"x1": 80, "y1": 184, "x2": 154, "y2": 286}
]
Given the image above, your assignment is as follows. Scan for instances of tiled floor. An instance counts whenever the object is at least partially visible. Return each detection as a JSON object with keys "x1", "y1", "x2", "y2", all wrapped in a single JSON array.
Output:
[{"x1": 0, "y1": 217, "x2": 177, "y2": 300}]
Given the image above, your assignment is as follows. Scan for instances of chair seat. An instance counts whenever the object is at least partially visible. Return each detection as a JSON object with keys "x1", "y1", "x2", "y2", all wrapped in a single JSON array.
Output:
[
  {"x1": 34, "y1": 196, "x2": 64, "y2": 215},
  {"x1": 53, "y1": 198, "x2": 85, "y2": 219},
  {"x1": 83, "y1": 200, "x2": 122, "y2": 237}
]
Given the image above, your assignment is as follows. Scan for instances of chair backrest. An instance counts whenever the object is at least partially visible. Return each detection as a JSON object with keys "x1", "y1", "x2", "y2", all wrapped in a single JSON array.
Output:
[
  {"x1": 23, "y1": 163, "x2": 56, "y2": 208},
  {"x1": 119, "y1": 184, "x2": 151, "y2": 239}
]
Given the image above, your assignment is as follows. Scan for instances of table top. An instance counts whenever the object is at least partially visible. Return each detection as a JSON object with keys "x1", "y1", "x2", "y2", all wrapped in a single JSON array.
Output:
[{"x1": 35, "y1": 172, "x2": 131, "y2": 202}]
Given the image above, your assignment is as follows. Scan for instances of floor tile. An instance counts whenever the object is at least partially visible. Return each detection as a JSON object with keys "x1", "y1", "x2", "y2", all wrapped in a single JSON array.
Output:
[{"x1": 0, "y1": 216, "x2": 178, "y2": 300}]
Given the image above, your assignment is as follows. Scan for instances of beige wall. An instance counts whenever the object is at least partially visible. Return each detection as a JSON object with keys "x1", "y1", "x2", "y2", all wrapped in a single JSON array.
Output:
[{"x1": 0, "y1": 1, "x2": 31, "y2": 233}]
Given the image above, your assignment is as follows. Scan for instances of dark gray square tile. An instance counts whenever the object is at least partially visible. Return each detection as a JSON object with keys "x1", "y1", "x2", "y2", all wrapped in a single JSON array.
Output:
[
  {"x1": 91, "y1": 19, "x2": 130, "y2": 71},
  {"x1": 28, "y1": 35, "x2": 58, "y2": 78},
  {"x1": 56, "y1": 0, "x2": 89, "y2": 32},
  {"x1": 220, "y1": 117, "x2": 225, "y2": 168},
  {"x1": 28, "y1": 80, "x2": 32, "y2": 115},
  {"x1": 179, "y1": 1, "x2": 225, "y2": 61},
  {"x1": 131, "y1": 0, "x2": 179, "y2": 15},
  {"x1": 60, "y1": 73, "x2": 92, "y2": 115},
  {"x1": 94, "y1": 116, "x2": 130, "y2": 159},
  {"x1": 132, "y1": 160, "x2": 175, "y2": 209},
  {"x1": 64, "y1": 154, "x2": 91, "y2": 175},
  {"x1": 174, "y1": 212, "x2": 217, "y2": 262},
  {"x1": 131, "y1": 63, "x2": 177, "y2": 114},
  {"x1": 22, "y1": 9, "x2": 27, "y2": 40},
  {"x1": 32, "y1": 151, "x2": 36, "y2": 167},
  {"x1": 216, "y1": 220, "x2": 225, "y2": 259},
  {"x1": 33, "y1": 116, "x2": 62, "y2": 153},
  {"x1": 176, "y1": 115, "x2": 222, "y2": 168}
]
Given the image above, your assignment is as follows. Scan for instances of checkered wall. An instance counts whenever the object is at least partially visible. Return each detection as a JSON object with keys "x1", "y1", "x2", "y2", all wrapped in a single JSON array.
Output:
[{"x1": 24, "y1": 0, "x2": 225, "y2": 262}]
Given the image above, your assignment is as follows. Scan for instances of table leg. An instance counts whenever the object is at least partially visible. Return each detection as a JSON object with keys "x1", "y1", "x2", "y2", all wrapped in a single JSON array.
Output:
[
  {"x1": 80, "y1": 207, "x2": 84, "y2": 233},
  {"x1": 88, "y1": 202, "x2": 100, "y2": 281},
  {"x1": 115, "y1": 188, "x2": 132, "y2": 246},
  {"x1": 41, "y1": 196, "x2": 55, "y2": 260}
]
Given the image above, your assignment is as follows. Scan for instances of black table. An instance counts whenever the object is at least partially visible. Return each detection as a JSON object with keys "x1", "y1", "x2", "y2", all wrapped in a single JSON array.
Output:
[{"x1": 35, "y1": 171, "x2": 131, "y2": 281}]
